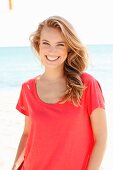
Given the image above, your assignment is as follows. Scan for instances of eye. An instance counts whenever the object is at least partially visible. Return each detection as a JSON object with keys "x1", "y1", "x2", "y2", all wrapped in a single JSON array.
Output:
[
  {"x1": 57, "y1": 43, "x2": 65, "y2": 47},
  {"x1": 42, "y1": 42, "x2": 49, "y2": 45}
]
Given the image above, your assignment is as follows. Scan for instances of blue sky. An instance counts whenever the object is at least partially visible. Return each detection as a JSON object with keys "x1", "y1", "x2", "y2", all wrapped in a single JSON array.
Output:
[{"x1": 0, "y1": 0, "x2": 113, "y2": 46}]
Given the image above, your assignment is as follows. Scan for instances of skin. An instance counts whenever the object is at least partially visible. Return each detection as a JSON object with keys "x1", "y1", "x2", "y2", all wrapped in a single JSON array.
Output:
[
  {"x1": 12, "y1": 26, "x2": 107, "y2": 170},
  {"x1": 39, "y1": 26, "x2": 68, "y2": 70},
  {"x1": 12, "y1": 116, "x2": 31, "y2": 170},
  {"x1": 37, "y1": 26, "x2": 69, "y2": 104},
  {"x1": 87, "y1": 108, "x2": 107, "y2": 170}
]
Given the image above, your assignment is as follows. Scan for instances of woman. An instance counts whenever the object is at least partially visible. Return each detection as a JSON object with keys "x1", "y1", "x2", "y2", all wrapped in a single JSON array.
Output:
[{"x1": 12, "y1": 16, "x2": 107, "y2": 170}]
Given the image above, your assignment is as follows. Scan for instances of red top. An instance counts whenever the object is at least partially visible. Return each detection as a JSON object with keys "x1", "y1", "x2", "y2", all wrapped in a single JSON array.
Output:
[{"x1": 16, "y1": 72, "x2": 105, "y2": 170}]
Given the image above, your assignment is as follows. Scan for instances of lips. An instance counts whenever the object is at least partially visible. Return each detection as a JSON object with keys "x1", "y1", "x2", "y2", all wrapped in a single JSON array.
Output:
[{"x1": 46, "y1": 56, "x2": 59, "y2": 61}]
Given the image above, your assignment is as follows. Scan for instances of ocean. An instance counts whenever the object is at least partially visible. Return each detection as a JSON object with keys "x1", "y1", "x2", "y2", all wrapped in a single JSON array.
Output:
[
  {"x1": 0, "y1": 45, "x2": 113, "y2": 90},
  {"x1": 0, "y1": 44, "x2": 113, "y2": 169}
]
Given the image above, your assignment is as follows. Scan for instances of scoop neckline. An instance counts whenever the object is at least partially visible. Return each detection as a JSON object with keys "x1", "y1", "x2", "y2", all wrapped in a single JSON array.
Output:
[{"x1": 34, "y1": 76, "x2": 62, "y2": 106}]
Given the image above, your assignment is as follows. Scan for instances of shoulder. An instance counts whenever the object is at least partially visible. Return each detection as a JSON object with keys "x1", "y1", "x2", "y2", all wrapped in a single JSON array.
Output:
[
  {"x1": 81, "y1": 72, "x2": 103, "y2": 97},
  {"x1": 22, "y1": 75, "x2": 40, "y2": 89},
  {"x1": 81, "y1": 72, "x2": 98, "y2": 86},
  {"x1": 22, "y1": 77, "x2": 35, "y2": 87},
  {"x1": 80, "y1": 73, "x2": 105, "y2": 115}
]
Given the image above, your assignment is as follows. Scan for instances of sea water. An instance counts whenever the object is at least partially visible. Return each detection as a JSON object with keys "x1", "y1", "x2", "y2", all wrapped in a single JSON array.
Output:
[{"x1": 0, "y1": 45, "x2": 113, "y2": 90}]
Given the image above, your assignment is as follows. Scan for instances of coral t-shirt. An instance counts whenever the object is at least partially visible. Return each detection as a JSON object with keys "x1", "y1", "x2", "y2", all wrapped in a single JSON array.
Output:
[{"x1": 16, "y1": 72, "x2": 105, "y2": 170}]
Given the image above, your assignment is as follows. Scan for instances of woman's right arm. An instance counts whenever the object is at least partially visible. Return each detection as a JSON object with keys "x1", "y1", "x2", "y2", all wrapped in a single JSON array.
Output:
[{"x1": 12, "y1": 116, "x2": 31, "y2": 170}]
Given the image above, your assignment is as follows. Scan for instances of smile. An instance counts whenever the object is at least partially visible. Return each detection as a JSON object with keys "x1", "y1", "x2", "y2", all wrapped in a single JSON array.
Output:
[{"x1": 45, "y1": 56, "x2": 60, "y2": 61}]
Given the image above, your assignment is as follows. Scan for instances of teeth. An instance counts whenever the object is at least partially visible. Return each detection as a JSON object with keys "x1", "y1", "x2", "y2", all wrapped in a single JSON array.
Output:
[{"x1": 46, "y1": 56, "x2": 59, "y2": 61}]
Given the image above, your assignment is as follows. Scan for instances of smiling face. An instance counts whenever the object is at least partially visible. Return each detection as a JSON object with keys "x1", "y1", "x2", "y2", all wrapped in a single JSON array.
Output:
[{"x1": 39, "y1": 26, "x2": 68, "y2": 69}]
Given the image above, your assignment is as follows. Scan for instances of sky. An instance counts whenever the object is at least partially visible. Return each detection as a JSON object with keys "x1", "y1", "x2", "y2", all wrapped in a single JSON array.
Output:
[{"x1": 0, "y1": 0, "x2": 113, "y2": 47}]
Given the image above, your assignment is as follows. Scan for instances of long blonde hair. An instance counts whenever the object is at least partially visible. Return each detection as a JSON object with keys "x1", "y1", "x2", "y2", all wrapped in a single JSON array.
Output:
[{"x1": 30, "y1": 16, "x2": 88, "y2": 105}]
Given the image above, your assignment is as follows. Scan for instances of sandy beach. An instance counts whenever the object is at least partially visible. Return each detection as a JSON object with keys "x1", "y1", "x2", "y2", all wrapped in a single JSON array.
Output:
[
  {"x1": 0, "y1": 89, "x2": 24, "y2": 170},
  {"x1": 0, "y1": 87, "x2": 113, "y2": 170}
]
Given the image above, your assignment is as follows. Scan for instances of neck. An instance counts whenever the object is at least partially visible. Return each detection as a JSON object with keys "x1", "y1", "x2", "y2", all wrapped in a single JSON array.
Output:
[{"x1": 41, "y1": 67, "x2": 65, "y2": 81}]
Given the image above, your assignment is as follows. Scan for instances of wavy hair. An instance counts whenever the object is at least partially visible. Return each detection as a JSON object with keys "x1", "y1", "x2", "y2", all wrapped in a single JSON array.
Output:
[{"x1": 30, "y1": 16, "x2": 88, "y2": 105}]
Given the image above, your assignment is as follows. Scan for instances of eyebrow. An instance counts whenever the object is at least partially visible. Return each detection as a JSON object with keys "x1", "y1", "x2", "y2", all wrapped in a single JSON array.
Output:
[{"x1": 42, "y1": 39, "x2": 65, "y2": 44}]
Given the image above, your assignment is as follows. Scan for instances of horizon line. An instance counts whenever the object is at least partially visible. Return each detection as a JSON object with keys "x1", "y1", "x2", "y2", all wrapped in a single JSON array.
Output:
[{"x1": 0, "y1": 43, "x2": 113, "y2": 48}]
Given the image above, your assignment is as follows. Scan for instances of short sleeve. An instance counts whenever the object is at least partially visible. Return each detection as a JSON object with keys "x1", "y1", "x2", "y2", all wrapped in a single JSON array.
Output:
[
  {"x1": 85, "y1": 77, "x2": 105, "y2": 116},
  {"x1": 16, "y1": 84, "x2": 29, "y2": 116}
]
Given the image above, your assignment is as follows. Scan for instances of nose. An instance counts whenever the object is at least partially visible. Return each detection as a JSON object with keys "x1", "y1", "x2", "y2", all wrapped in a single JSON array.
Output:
[{"x1": 48, "y1": 46, "x2": 56, "y2": 54}]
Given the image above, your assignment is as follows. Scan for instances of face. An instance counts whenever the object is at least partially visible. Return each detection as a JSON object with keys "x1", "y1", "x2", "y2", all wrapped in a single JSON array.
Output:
[{"x1": 39, "y1": 26, "x2": 68, "y2": 69}]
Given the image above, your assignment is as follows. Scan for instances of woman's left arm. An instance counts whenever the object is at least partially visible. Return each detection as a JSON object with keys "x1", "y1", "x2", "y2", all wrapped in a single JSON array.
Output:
[{"x1": 87, "y1": 108, "x2": 107, "y2": 170}]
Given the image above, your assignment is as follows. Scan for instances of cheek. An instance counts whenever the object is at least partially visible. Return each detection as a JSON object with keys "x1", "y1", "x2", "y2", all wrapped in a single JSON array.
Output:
[
  {"x1": 40, "y1": 47, "x2": 53, "y2": 57},
  {"x1": 39, "y1": 47, "x2": 47, "y2": 56},
  {"x1": 39, "y1": 45, "x2": 68, "y2": 57},
  {"x1": 61, "y1": 49, "x2": 68, "y2": 57}
]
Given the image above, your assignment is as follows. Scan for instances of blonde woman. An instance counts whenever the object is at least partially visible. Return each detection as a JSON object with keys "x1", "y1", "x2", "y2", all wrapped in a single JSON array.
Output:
[{"x1": 12, "y1": 16, "x2": 107, "y2": 170}]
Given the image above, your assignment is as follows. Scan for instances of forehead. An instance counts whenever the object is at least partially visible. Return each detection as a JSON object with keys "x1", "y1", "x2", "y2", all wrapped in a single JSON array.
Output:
[{"x1": 40, "y1": 26, "x2": 65, "y2": 41}]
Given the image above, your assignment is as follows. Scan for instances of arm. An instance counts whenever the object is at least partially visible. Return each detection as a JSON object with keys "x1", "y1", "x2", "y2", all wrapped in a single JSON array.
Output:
[
  {"x1": 87, "y1": 108, "x2": 107, "y2": 170},
  {"x1": 12, "y1": 116, "x2": 31, "y2": 170}
]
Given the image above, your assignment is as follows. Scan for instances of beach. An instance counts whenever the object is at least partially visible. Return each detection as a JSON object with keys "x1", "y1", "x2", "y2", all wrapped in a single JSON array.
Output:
[{"x1": 0, "y1": 89, "x2": 24, "y2": 169}]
